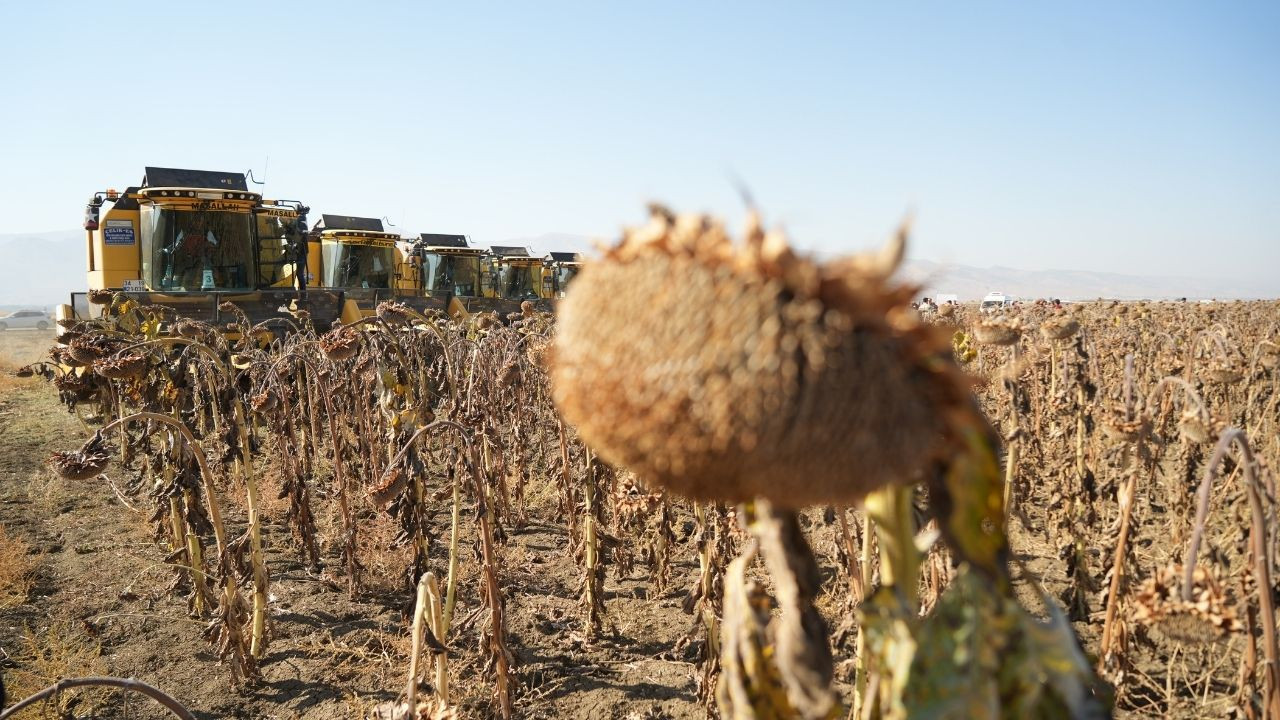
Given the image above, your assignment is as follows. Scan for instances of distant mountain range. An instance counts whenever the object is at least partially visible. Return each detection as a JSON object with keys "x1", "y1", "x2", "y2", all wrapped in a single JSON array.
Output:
[
  {"x1": 505, "y1": 233, "x2": 1277, "y2": 301},
  {"x1": 0, "y1": 229, "x2": 1272, "y2": 308},
  {"x1": 899, "y1": 259, "x2": 1277, "y2": 302},
  {"x1": 495, "y1": 232, "x2": 600, "y2": 256}
]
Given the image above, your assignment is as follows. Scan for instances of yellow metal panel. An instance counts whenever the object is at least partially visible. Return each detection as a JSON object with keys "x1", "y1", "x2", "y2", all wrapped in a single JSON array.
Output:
[
  {"x1": 307, "y1": 241, "x2": 322, "y2": 287},
  {"x1": 89, "y1": 206, "x2": 141, "y2": 290},
  {"x1": 339, "y1": 299, "x2": 364, "y2": 325}
]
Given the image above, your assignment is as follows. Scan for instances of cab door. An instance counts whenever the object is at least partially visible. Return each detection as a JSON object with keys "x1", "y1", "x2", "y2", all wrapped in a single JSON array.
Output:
[{"x1": 255, "y1": 213, "x2": 294, "y2": 288}]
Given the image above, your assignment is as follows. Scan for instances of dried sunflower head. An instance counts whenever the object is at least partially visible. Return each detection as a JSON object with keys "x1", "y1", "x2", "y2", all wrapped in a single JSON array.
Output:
[
  {"x1": 173, "y1": 318, "x2": 213, "y2": 339},
  {"x1": 520, "y1": 300, "x2": 535, "y2": 318},
  {"x1": 50, "y1": 346, "x2": 83, "y2": 368},
  {"x1": 1201, "y1": 362, "x2": 1243, "y2": 385},
  {"x1": 50, "y1": 432, "x2": 112, "y2": 481},
  {"x1": 1259, "y1": 343, "x2": 1279, "y2": 370},
  {"x1": 499, "y1": 357, "x2": 521, "y2": 389},
  {"x1": 94, "y1": 353, "x2": 147, "y2": 380},
  {"x1": 974, "y1": 318, "x2": 1022, "y2": 346},
  {"x1": 525, "y1": 337, "x2": 551, "y2": 368},
  {"x1": 88, "y1": 288, "x2": 115, "y2": 305},
  {"x1": 376, "y1": 301, "x2": 415, "y2": 325},
  {"x1": 1132, "y1": 564, "x2": 1242, "y2": 645},
  {"x1": 551, "y1": 206, "x2": 967, "y2": 509},
  {"x1": 1100, "y1": 407, "x2": 1151, "y2": 442},
  {"x1": 368, "y1": 467, "x2": 409, "y2": 507},
  {"x1": 68, "y1": 334, "x2": 122, "y2": 364},
  {"x1": 937, "y1": 302, "x2": 955, "y2": 318},
  {"x1": 53, "y1": 371, "x2": 94, "y2": 397},
  {"x1": 319, "y1": 325, "x2": 362, "y2": 361},
  {"x1": 1039, "y1": 315, "x2": 1079, "y2": 341},
  {"x1": 250, "y1": 389, "x2": 279, "y2": 414},
  {"x1": 1177, "y1": 409, "x2": 1214, "y2": 444}
]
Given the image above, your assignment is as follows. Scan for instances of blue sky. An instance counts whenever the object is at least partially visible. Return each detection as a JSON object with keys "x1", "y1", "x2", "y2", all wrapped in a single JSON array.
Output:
[{"x1": 1, "y1": 1, "x2": 1276, "y2": 284}]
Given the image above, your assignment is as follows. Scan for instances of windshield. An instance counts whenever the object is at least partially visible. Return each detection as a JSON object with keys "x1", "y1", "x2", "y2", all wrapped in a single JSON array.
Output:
[
  {"x1": 498, "y1": 263, "x2": 542, "y2": 300},
  {"x1": 553, "y1": 265, "x2": 579, "y2": 296},
  {"x1": 321, "y1": 242, "x2": 395, "y2": 288},
  {"x1": 423, "y1": 253, "x2": 480, "y2": 297},
  {"x1": 140, "y1": 206, "x2": 257, "y2": 291}
]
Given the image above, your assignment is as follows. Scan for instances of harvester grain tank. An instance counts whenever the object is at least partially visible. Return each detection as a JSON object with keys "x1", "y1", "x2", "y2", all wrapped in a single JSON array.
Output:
[{"x1": 63, "y1": 167, "x2": 343, "y2": 331}]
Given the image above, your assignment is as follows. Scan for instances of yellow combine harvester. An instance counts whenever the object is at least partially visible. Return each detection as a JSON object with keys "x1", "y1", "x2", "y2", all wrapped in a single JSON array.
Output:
[
  {"x1": 483, "y1": 245, "x2": 555, "y2": 315},
  {"x1": 304, "y1": 214, "x2": 409, "y2": 322},
  {"x1": 400, "y1": 233, "x2": 511, "y2": 320},
  {"x1": 62, "y1": 166, "x2": 345, "y2": 332},
  {"x1": 545, "y1": 251, "x2": 584, "y2": 299}
]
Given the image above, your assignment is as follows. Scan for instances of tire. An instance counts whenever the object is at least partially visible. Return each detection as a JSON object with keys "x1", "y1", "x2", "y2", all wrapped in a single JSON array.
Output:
[
  {"x1": 37, "y1": 321, "x2": 49, "y2": 330},
  {"x1": 0, "y1": 322, "x2": 7, "y2": 331}
]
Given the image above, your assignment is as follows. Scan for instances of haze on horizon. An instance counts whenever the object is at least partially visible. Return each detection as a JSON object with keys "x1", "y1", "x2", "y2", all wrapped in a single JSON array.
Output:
[{"x1": 1, "y1": 2, "x2": 1276, "y2": 291}]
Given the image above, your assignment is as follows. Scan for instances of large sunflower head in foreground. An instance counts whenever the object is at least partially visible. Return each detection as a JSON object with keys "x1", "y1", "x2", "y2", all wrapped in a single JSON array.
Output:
[{"x1": 551, "y1": 205, "x2": 971, "y2": 509}]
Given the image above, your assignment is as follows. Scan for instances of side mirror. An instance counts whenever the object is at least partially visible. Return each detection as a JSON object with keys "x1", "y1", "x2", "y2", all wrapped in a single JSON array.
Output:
[{"x1": 83, "y1": 201, "x2": 100, "y2": 231}]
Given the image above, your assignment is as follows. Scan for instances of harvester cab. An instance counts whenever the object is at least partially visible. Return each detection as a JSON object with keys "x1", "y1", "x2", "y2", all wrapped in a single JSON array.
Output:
[
  {"x1": 306, "y1": 214, "x2": 406, "y2": 322},
  {"x1": 64, "y1": 166, "x2": 343, "y2": 334},
  {"x1": 401, "y1": 233, "x2": 488, "y2": 319},
  {"x1": 545, "y1": 251, "x2": 584, "y2": 299},
  {"x1": 483, "y1": 246, "x2": 554, "y2": 316}
]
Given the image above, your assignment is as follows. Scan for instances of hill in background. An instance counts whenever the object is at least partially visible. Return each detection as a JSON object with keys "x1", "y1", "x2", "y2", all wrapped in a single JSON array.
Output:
[
  {"x1": 506, "y1": 233, "x2": 1277, "y2": 301},
  {"x1": 899, "y1": 259, "x2": 1277, "y2": 302}
]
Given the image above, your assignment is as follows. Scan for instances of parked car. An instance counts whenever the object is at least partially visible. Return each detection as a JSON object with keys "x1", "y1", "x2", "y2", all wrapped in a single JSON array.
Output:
[{"x1": 0, "y1": 310, "x2": 52, "y2": 330}]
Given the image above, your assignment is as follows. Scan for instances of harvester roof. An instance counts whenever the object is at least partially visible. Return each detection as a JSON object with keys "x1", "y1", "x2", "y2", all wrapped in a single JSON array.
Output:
[
  {"x1": 143, "y1": 167, "x2": 248, "y2": 191},
  {"x1": 419, "y1": 233, "x2": 469, "y2": 248},
  {"x1": 490, "y1": 245, "x2": 539, "y2": 262},
  {"x1": 418, "y1": 233, "x2": 482, "y2": 255},
  {"x1": 549, "y1": 251, "x2": 584, "y2": 264},
  {"x1": 313, "y1": 215, "x2": 400, "y2": 245},
  {"x1": 319, "y1": 215, "x2": 385, "y2": 232}
]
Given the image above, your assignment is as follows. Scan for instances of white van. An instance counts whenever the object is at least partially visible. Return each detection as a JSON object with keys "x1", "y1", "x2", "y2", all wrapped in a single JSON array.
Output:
[{"x1": 980, "y1": 292, "x2": 1013, "y2": 313}]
